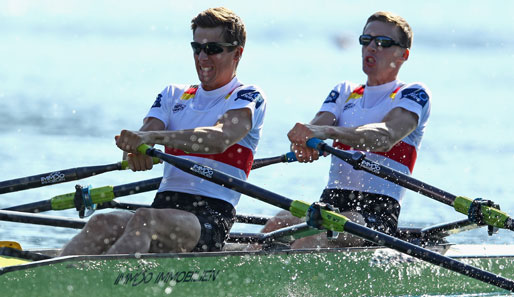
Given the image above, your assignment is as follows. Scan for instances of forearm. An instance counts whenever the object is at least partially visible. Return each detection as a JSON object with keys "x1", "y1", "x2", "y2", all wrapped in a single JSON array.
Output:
[
  {"x1": 144, "y1": 126, "x2": 237, "y2": 154},
  {"x1": 324, "y1": 123, "x2": 395, "y2": 152}
]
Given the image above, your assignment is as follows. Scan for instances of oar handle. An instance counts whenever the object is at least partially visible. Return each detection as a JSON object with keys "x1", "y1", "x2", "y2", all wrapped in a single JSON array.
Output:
[
  {"x1": 251, "y1": 152, "x2": 297, "y2": 170},
  {"x1": 120, "y1": 157, "x2": 161, "y2": 170}
]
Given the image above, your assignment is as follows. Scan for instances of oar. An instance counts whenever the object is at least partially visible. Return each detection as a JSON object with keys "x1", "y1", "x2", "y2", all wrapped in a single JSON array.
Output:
[
  {"x1": 305, "y1": 138, "x2": 514, "y2": 232},
  {"x1": 0, "y1": 158, "x2": 161, "y2": 195},
  {"x1": 136, "y1": 143, "x2": 514, "y2": 292},
  {"x1": 0, "y1": 153, "x2": 293, "y2": 196},
  {"x1": 0, "y1": 209, "x2": 268, "y2": 230},
  {"x1": 3, "y1": 151, "x2": 296, "y2": 214},
  {"x1": 4, "y1": 178, "x2": 163, "y2": 213},
  {"x1": 0, "y1": 210, "x2": 86, "y2": 229},
  {"x1": 251, "y1": 152, "x2": 297, "y2": 169}
]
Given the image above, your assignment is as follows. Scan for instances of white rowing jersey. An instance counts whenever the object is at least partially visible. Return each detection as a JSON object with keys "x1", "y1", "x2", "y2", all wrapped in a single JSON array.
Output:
[
  {"x1": 145, "y1": 77, "x2": 267, "y2": 207},
  {"x1": 319, "y1": 79, "x2": 431, "y2": 204}
]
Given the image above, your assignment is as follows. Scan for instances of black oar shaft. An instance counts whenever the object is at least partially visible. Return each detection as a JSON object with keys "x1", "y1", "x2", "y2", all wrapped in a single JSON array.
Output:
[
  {"x1": 320, "y1": 144, "x2": 457, "y2": 205},
  {"x1": 0, "y1": 163, "x2": 122, "y2": 194},
  {"x1": 345, "y1": 221, "x2": 514, "y2": 291},
  {"x1": 143, "y1": 147, "x2": 292, "y2": 210},
  {"x1": 112, "y1": 177, "x2": 162, "y2": 197},
  {"x1": 251, "y1": 152, "x2": 297, "y2": 170},
  {"x1": 4, "y1": 200, "x2": 53, "y2": 213},
  {"x1": 0, "y1": 210, "x2": 85, "y2": 229}
]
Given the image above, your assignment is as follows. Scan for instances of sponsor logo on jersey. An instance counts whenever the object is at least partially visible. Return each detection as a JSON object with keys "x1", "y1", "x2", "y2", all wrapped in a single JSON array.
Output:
[
  {"x1": 343, "y1": 102, "x2": 355, "y2": 112},
  {"x1": 151, "y1": 94, "x2": 162, "y2": 108},
  {"x1": 401, "y1": 88, "x2": 429, "y2": 107},
  {"x1": 235, "y1": 90, "x2": 264, "y2": 108},
  {"x1": 172, "y1": 103, "x2": 186, "y2": 113},
  {"x1": 323, "y1": 90, "x2": 340, "y2": 104}
]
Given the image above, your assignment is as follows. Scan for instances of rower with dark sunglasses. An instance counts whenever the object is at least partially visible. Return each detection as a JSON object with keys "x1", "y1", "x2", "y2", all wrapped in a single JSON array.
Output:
[
  {"x1": 61, "y1": 7, "x2": 267, "y2": 256},
  {"x1": 262, "y1": 11, "x2": 431, "y2": 248}
]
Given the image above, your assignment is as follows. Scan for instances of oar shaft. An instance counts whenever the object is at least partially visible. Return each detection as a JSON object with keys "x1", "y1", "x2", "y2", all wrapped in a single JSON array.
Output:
[
  {"x1": 307, "y1": 139, "x2": 513, "y2": 230},
  {"x1": 0, "y1": 210, "x2": 86, "y2": 229},
  {"x1": 112, "y1": 177, "x2": 162, "y2": 197},
  {"x1": 140, "y1": 146, "x2": 292, "y2": 210},
  {"x1": 318, "y1": 143, "x2": 456, "y2": 205},
  {"x1": 0, "y1": 163, "x2": 122, "y2": 194},
  {"x1": 345, "y1": 221, "x2": 514, "y2": 291},
  {"x1": 251, "y1": 152, "x2": 297, "y2": 170}
]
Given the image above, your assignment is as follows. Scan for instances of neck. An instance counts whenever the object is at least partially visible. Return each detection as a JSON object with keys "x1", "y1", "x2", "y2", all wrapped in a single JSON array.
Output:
[{"x1": 367, "y1": 74, "x2": 398, "y2": 86}]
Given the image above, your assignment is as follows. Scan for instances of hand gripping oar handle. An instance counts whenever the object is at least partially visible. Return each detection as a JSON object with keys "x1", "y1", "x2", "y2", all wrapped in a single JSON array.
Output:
[
  {"x1": 0, "y1": 158, "x2": 160, "y2": 195},
  {"x1": 137, "y1": 143, "x2": 514, "y2": 292},
  {"x1": 306, "y1": 138, "x2": 514, "y2": 232},
  {"x1": 251, "y1": 152, "x2": 297, "y2": 170}
]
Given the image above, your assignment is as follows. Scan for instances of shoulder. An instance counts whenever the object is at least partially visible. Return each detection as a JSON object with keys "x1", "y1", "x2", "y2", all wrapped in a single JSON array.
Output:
[
  {"x1": 232, "y1": 84, "x2": 267, "y2": 108},
  {"x1": 157, "y1": 84, "x2": 192, "y2": 99},
  {"x1": 324, "y1": 80, "x2": 362, "y2": 104},
  {"x1": 397, "y1": 82, "x2": 431, "y2": 108}
]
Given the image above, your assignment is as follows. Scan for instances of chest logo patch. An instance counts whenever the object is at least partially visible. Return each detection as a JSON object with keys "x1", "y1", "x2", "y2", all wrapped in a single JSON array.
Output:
[
  {"x1": 172, "y1": 103, "x2": 186, "y2": 113},
  {"x1": 343, "y1": 102, "x2": 355, "y2": 112}
]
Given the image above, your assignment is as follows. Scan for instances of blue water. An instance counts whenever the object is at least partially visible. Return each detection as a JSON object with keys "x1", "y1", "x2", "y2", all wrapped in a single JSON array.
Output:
[{"x1": 1, "y1": 0, "x2": 514, "y2": 251}]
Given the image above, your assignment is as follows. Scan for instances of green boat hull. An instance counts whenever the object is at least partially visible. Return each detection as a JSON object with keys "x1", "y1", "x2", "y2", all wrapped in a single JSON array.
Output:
[{"x1": 1, "y1": 247, "x2": 513, "y2": 296}]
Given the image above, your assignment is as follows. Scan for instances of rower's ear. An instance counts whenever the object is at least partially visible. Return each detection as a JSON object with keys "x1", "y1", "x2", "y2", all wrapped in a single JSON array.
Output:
[
  {"x1": 402, "y1": 48, "x2": 410, "y2": 60},
  {"x1": 234, "y1": 47, "x2": 244, "y2": 61}
]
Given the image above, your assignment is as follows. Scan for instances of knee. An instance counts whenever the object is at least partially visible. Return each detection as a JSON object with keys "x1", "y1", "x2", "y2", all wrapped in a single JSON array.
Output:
[
  {"x1": 86, "y1": 213, "x2": 131, "y2": 235},
  {"x1": 261, "y1": 210, "x2": 303, "y2": 233},
  {"x1": 129, "y1": 208, "x2": 154, "y2": 226}
]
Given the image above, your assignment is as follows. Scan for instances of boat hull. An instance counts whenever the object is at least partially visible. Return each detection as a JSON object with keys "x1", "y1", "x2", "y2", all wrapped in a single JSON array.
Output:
[{"x1": 1, "y1": 246, "x2": 514, "y2": 296}]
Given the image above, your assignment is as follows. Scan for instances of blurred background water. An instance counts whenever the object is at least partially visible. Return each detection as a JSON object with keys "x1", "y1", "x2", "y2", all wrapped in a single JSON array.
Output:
[{"x1": 1, "y1": 0, "x2": 514, "y2": 250}]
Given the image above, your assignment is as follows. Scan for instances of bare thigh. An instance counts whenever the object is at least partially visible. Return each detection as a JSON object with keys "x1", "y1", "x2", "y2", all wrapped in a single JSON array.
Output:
[{"x1": 129, "y1": 208, "x2": 202, "y2": 253}]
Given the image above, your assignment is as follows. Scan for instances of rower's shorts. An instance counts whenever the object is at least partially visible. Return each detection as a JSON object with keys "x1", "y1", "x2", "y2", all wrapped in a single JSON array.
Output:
[
  {"x1": 151, "y1": 191, "x2": 236, "y2": 252},
  {"x1": 320, "y1": 189, "x2": 400, "y2": 236}
]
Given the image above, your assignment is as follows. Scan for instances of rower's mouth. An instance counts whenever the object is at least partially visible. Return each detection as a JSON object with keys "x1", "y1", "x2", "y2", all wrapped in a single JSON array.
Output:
[{"x1": 364, "y1": 55, "x2": 376, "y2": 67}]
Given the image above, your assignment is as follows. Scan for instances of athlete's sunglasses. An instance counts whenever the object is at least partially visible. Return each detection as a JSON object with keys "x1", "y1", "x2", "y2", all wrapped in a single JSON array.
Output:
[
  {"x1": 190, "y1": 42, "x2": 237, "y2": 55},
  {"x1": 359, "y1": 34, "x2": 406, "y2": 48}
]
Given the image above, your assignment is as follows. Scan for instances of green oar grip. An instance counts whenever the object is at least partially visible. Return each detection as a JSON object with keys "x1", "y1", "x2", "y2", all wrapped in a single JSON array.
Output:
[
  {"x1": 50, "y1": 186, "x2": 115, "y2": 210},
  {"x1": 290, "y1": 200, "x2": 348, "y2": 232},
  {"x1": 120, "y1": 157, "x2": 160, "y2": 170},
  {"x1": 454, "y1": 196, "x2": 510, "y2": 228},
  {"x1": 137, "y1": 144, "x2": 153, "y2": 155}
]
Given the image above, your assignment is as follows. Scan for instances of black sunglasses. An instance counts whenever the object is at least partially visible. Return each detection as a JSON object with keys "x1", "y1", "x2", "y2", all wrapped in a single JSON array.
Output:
[
  {"x1": 359, "y1": 34, "x2": 406, "y2": 48},
  {"x1": 190, "y1": 42, "x2": 237, "y2": 55}
]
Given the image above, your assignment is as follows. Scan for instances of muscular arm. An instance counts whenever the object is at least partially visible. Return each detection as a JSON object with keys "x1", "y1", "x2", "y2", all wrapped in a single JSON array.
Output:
[
  {"x1": 117, "y1": 108, "x2": 252, "y2": 156},
  {"x1": 317, "y1": 107, "x2": 418, "y2": 152},
  {"x1": 288, "y1": 108, "x2": 418, "y2": 162}
]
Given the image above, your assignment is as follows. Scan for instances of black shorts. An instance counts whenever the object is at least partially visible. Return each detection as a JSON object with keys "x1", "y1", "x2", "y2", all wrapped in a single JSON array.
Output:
[
  {"x1": 320, "y1": 189, "x2": 400, "y2": 236},
  {"x1": 151, "y1": 191, "x2": 236, "y2": 252}
]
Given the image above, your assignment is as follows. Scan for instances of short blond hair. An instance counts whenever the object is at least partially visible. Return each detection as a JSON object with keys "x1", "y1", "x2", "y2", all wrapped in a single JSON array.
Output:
[
  {"x1": 364, "y1": 11, "x2": 412, "y2": 49},
  {"x1": 191, "y1": 7, "x2": 246, "y2": 50}
]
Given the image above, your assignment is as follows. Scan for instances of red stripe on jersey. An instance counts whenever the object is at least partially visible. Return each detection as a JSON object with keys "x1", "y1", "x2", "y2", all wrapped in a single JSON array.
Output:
[
  {"x1": 333, "y1": 140, "x2": 417, "y2": 173},
  {"x1": 165, "y1": 144, "x2": 254, "y2": 176}
]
